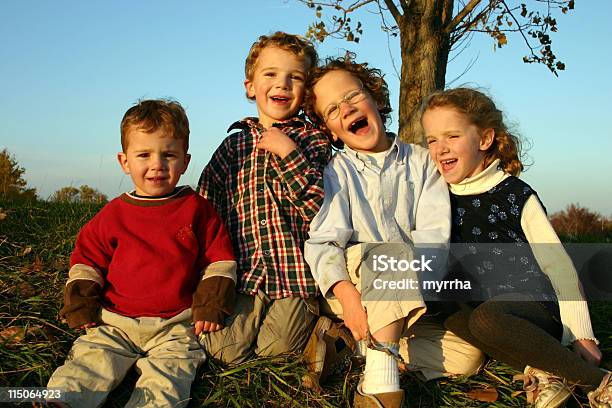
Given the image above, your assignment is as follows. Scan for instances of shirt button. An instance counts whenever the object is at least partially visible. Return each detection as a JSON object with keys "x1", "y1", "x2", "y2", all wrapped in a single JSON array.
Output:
[
  {"x1": 263, "y1": 250, "x2": 271, "y2": 256},
  {"x1": 260, "y1": 220, "x2": 267, "y2": 226}
]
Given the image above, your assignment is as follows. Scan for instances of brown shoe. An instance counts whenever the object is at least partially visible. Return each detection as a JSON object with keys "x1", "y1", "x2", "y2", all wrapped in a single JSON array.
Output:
[
  {"x1": 302, "y1": 316, "x2": 356, "y2": 392},
  {"x1": 353, "y1": 379, "x2": 405, "y2": 408}
]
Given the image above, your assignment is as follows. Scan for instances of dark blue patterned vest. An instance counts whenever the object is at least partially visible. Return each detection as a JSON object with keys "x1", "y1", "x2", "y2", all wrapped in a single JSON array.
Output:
[{"x1": 449, "y1": 176, "x2": 558, "y2": 303}]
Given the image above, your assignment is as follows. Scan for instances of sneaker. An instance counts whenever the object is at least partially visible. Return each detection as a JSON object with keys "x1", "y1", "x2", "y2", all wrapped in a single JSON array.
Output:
[
  {"x1": 354, "y1": 376, "x2": 404, "y2": 408},
  {"x1": 588, "y1": 372, "x2": 612, "y2": 408},
  {"x1": 515, "y1": 366, "x2": 572, "y2": 408},
  {"x1": 302, "y1": 316, "x2": 356, "y2": 392}
]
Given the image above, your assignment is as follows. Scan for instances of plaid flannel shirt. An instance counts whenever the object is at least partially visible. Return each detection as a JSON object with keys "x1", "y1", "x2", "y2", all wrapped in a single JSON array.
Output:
[{"x1": 198, "y1": 116, "x2": 331, "y2": 299}]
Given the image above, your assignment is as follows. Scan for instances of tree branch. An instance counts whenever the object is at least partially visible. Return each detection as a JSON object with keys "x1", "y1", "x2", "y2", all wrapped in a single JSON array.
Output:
[
  {"x1": 446, "y1": 0, "x2": 482, "y2": 33},
  {"x1": 382, "y1": 0, "x2": 403, "y2": 23}
]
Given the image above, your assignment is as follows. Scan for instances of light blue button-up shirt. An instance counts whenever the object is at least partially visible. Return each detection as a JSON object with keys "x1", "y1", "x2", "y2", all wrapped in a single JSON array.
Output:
[{"x1": 304, "y1": 136, "x2": 451, "y2": 297}]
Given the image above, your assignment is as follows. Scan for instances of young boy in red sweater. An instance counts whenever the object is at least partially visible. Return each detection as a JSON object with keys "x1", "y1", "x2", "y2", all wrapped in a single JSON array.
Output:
[{"x1": 47, "y1": 99, "x2": 236, "y2": 407}]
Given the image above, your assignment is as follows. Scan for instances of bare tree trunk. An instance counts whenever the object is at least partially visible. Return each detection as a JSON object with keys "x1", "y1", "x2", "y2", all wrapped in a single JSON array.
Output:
[{"x1": 398, "y1": 0, "x2": 453, "y2": 144}]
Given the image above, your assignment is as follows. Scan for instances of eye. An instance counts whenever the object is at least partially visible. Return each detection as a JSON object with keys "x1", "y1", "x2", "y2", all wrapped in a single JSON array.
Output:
[
  {"x1": 264, "y1": 72, "x2": 275, "y2": 77},
  {"x1": 291, "y1": 74, "x2": 304, "y2": 81},
  {"x1": 346, "y1": 90, "x2": 362, "y2": 102},
  {"x1": 325, "y1": 105, "x2": 338, "y2": 119},
  {"x1": 137, "y1": 153, "x2": 149, "y2": 158},
  {"x1": 426, "y1": 138, "x2": 436, "y2": 145}
]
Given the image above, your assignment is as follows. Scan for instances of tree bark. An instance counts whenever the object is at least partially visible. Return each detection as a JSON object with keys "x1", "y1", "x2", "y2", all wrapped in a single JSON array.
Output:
[{"x1": 398, "y1": 0, "x2": 453, "y2": 144}]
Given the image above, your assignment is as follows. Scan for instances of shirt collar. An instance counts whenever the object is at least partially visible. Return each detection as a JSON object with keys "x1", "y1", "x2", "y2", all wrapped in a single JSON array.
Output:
[
  {"x1": 227, "y1": 115, "x2": 309, "y2": 133},
  {"x1": 121, "y1": 185, "x2": 192, "y2": 206},
  {"x1": 343, "y1": 133, "x2": 402, "y2": 172},
  {"x1": 449, "y1": 159, "x2": 509, "y2": 196}
]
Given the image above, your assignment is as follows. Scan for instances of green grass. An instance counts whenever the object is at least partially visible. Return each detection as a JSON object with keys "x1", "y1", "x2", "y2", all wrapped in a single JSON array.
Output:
[{"x1": 1, "y1": 200, "x2": 610, "y2": 407}]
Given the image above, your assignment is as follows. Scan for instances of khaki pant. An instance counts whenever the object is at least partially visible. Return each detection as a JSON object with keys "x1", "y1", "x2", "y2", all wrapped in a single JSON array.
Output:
[
  {"x1": 47, "y1": 308, "x2": 205, "y2": 408},
  {"x1": 322, "y1": 243, "x2": 485, "y2": 380},
  {"x1": 200, "y1": 290, "x2": 318, "y2": 364}
]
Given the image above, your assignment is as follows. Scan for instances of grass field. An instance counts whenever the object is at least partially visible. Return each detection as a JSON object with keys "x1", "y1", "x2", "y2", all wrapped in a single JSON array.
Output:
[{"x1": 1, "y1": 200, "x2": 610, "y2": 407}]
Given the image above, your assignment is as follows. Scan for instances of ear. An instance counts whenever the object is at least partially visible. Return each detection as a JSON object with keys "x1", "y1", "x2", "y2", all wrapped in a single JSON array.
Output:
[
  {"x1": 479, "y1": 128, "x2": 495, "y2": 151},
  {"x1": 117, "y1": 152, "x2": 130, "y2": 174},
  {"x1": 244, "y1": 78, "x2": 255, "y2": 99},
  {"x1": 182, "y1": 153, "x2": 191, "y2": 174}
]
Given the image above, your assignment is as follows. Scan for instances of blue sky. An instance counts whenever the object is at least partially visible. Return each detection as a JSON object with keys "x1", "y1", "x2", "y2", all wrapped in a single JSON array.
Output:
[{"x1": 1, "y1": 1, "x2": 611, "y2": 215}]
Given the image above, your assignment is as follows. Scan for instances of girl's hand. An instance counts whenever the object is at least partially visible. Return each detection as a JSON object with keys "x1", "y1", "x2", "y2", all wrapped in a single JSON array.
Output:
[
  {"x1": 573, "y1": 339, "x2": 602, "y2": 366},
  {"x1": 194, "y1": 320, "x2": 223, "y2": 336},
  {"x1": 332, "y1": 281, "x2": 368, "y2": 341}
]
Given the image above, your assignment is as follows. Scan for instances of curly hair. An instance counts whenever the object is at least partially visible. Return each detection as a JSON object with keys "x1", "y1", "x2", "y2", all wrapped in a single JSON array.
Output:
[
  {"x1": 420, "y1": 87, "x2": 523, "y2": 176},
  {"x1": 120, "y1": 99, "x2": 189, "y2": 153},
  {"x1": 244, "y1": 32, "x2": 318, "y2": 101},
  {"x1": 304, "y1": 53, "x2": 392, "y2": 149}
]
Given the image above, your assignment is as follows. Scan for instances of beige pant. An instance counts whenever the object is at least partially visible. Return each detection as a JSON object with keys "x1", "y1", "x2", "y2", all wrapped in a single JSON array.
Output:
[
  {"x1": 322, "y1": 243, "x2": 485, "y2": 380},
  {"x1": 47, "y1": 308, "x2": 205, "y2": 408},
  {"x1": 200, "y1": 290, "x2": 318, "y2": 364}
]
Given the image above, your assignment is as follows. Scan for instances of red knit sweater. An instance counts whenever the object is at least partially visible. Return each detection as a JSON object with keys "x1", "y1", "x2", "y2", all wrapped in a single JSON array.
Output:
[{"x1": 69, "y1": 187, "x2": 235, "y2": 319}]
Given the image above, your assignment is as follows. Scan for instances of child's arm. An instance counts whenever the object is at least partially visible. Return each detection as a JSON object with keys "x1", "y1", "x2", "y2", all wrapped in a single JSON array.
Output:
[
  {"x1": 198, "y1": 136, "x2": 232, "y2": 217},
  {"x1": 192, "y1": 263, "x2": 236, "y2": 335},
  {"x1": 60, "y1": 213, "x2": 111, "y2": 329},
  {"x1": 305, "y1": 164, "x2": 368, "y2": 339},
  {"x1": 522, "y1": 195, "x2": 600, "y2": 358},
  {"x1": 192, "y1": 198, "x2": 237, "y2": 335},
  {"x1": 412, "y1": 148, "x2": 452, "y2": 244},
  {"x1": 260, "y1": 126, "x2": 331, "y2": 221}
]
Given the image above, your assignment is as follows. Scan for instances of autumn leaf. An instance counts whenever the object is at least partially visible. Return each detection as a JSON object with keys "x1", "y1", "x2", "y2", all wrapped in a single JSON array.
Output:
[
  {"x1": 466, "y1": 387, "x2": 499, "y2": 402},
  {"x1": 0, "y1": 326, "x2": 26, "y2": 347},
  {"x1": 0, "y1": 208, "x2": 7, "y2": 221}
]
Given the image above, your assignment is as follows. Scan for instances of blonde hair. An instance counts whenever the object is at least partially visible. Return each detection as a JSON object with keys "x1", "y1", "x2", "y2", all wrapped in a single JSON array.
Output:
[
  {"x1": 420, "y1": 87, "x2": 523, "y2": 176},
  {"x1": 120, "y1": 99, "x2": 189, "y2": 153},
  {"x1": 244, "y1": 32, "x2": 318, "y2": 101}
]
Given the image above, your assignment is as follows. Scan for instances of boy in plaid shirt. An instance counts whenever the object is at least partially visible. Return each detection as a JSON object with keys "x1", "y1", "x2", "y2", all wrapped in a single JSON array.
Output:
[{"x1": 197, "y1": 32, "x2": 331, "y2": 363}]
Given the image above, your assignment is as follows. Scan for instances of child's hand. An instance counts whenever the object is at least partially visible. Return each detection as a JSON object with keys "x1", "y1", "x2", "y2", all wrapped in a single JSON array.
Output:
[
  {"x1": 194, "y1": 320, "x2": 223, "y2": 336},
  {"x1": 257, "y1": 127, "x2": 297, "y2": 159},
  {"x1": 573, "y1": 339, "x2": 602, "y2": 366},
  {"x1": 333, "y1": 281, "x2": 369, "y2": 341}
]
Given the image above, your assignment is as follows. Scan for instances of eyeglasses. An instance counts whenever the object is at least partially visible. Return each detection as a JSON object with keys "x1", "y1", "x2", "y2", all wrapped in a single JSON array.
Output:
[{"x1": 321, "y1": 88, "x2": 367, "y2": 122}]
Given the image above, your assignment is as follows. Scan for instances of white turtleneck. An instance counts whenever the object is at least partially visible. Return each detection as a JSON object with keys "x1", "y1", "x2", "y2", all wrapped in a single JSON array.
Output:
[{"x1": 450, "y1": 159, "x2": 597, "y2": 346}]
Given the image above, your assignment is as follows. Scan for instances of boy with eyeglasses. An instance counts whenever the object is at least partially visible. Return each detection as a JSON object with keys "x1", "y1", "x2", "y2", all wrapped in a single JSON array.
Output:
[
  {"x1": 303, "y1": 56, "x2": 484, "y2": 408},
  {"x1": 197, "y1": 32, "x2": 331, "y2": 364}
]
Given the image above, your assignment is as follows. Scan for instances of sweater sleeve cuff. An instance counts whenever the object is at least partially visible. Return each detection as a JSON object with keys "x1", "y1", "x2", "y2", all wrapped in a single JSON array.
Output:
[
  {"x1": 60, "y1": 280, "x2": 102, "y2": 328},
  {"x1": 192, "y1": 276, "x2": 236, "y2": 324},
  {"x1": 559, "y1": 300, "x2": 599, "y2": 346}
]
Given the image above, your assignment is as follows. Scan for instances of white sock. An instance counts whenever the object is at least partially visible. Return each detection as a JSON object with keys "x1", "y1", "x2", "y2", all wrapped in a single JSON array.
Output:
[{"x1": 362, "y1": 343, "x2": 400, "y2": 394}]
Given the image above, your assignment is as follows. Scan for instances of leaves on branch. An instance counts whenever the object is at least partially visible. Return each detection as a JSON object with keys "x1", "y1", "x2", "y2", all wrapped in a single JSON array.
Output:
[{"x1": 299, "y1": 0, "x2": 572, "y2": 76}]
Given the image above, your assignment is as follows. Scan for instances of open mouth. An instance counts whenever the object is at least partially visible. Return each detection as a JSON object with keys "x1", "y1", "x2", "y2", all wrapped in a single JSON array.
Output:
[
  {"x1": 270, "y1": 95, "x2": 290, "y2": 103},
  {"x1": 148, "y1": 177, "x2": 168, "y2": 183},
  {"x1": 439, "y1": 158, "x2": 457, "y2": 172},
  {"x1": 349, "y1": 117, "x2": 369, "y2": 134}
]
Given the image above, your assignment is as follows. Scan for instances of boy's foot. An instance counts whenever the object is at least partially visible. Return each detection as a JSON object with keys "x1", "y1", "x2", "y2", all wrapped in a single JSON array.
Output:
[
  {"x1": 588, "y1": 372, "x2": 612, "y2": 408},
  {"x1": 517, "y1": 366, "x2": 572, "y2": 408},
  {"x1": 302, "y1": 316, "x2": 356, "y2": 392},
  {"x1": 353, "y1": 377, "x2": 404, "y2": 408}
]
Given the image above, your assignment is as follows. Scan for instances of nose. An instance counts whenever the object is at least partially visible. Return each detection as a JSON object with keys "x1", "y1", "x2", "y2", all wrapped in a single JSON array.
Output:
[
  {"x1": 150, "y1": 154, "x2": 167, "y2": 170},
  {"x1": 274, "y1": 74, "x2": 291, "y2": 90},
  {"x1": 432, "y1": 139, "x2": 449, "y2": 156},
  {"x1": 340, "y1": 101, "x2": 357, "y2": 118}
]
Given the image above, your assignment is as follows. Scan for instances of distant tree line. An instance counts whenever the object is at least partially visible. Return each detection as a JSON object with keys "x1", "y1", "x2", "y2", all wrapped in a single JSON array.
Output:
[
  {"x1": 0, "y1": 148, "x2": 106, "y2": 204},
  {"x1": 1, "y1": 148, "x2": 610, "y2": 238}
]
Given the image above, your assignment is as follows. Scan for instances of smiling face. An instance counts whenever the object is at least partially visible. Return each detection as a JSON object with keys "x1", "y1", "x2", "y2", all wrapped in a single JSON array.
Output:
[
  {"x1": 422, "y1": 106, "x2": 494, "y2": 184},
  {"x1": 244, "y1": 46, "x2": 309, "y2": 128},
  {"x1": 313, "y1": 69, "x2": 390, "y2": 153},
  {"x1": 117, "y1": 127, "x2": 190, "y2": 196}
]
